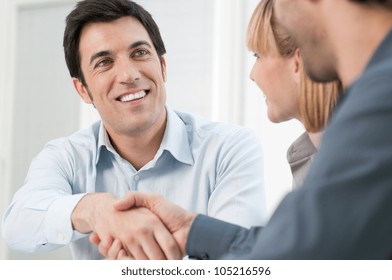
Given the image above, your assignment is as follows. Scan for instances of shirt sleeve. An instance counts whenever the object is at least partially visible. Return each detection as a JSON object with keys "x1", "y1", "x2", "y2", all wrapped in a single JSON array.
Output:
[
  {"x1": 187, "y1": 215, "x2": 255, "y2": 259},
  {"x1": 187, "y1": 65, "x2": 392, "y2": 259},
  {"x1": 2, "y1": 140, "x2": 88, "y2": 253},
  {"x1": 207, "y1": 128, "x2": 268, "y2": 228}
]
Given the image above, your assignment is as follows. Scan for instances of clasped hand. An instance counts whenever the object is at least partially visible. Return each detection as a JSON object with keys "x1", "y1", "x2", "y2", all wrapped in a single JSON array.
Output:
[{"x1": 89, "y1": 191, "x2": 196, "y2": 260}]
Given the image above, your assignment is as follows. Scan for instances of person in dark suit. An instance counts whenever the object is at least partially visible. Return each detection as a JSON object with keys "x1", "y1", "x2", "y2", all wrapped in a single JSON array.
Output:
[{"x1": 96, "y1": 0, "x2": 392, "y2": 259}]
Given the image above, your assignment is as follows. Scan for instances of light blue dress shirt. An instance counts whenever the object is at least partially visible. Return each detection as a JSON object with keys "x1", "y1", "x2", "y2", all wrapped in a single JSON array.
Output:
[{"x1": 2, "y1": 108, "x2": 267, "y2": 259}]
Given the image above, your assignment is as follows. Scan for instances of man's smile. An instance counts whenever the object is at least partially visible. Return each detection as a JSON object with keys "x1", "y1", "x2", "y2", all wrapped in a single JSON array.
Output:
[{"x1": 117, "y1": 90, "x2": 149, "y2": 102}]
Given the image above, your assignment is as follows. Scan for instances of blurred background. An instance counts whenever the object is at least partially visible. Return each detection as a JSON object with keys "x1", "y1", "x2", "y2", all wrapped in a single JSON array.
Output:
[{"x1": 0, "y1": 0, "x2": 303, "y2": 259}]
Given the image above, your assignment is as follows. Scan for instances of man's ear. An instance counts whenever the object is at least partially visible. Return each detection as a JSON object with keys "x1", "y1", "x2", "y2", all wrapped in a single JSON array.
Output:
[
  {"x1": 73, "y1": 78, "x2": 93, "y2": 104},
  {"x1": 160, "y1": 56, "x2": 167, "y2": 82}
]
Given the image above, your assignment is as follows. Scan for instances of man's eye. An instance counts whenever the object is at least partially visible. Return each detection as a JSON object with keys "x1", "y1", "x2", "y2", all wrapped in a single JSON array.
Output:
[
  {"x1": 133, "y1": 49, "x2": 150, "y2": 57},
  {"x1": 96, "y1": 59, "x2": 112, "y2": 68}
]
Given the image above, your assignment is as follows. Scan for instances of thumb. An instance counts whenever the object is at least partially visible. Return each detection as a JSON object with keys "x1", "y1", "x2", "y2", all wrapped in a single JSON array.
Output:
[
  {"x1": 114, "y1": 191, "x2": 157, "y2": 211},
  {"x1": 114, "y1": 191, "x2": 137, "y2": 211}
]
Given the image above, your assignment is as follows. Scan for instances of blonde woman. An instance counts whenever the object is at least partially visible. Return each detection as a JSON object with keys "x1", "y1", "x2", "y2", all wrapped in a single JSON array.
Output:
[{"x1": 248, "y1": 0, "x2": 342, "y2": 187}]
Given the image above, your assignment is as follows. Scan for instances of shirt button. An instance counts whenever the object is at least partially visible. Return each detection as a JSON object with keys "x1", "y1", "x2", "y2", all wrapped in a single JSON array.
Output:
[{"x1": 134, "y1": 175, "x2": 140, "y2": 181}]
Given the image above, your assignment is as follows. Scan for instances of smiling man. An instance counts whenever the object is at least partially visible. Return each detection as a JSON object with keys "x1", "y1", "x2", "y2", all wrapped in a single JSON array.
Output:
[
  {"x1": 1, "y1": 0, "x2": 267, "y2": 259},
  {"x1": 73, "y1": 17, "x2": 168, "y2": 171}
]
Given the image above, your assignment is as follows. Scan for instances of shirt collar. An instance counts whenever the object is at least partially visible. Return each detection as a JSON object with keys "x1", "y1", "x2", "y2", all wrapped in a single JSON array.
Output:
[
  {"x1": 96, "y1": 121, "x2": 115, "y2": 164},
  {"x1": 95, "y1": 108, "x2": 194, "y2": 166},
  {"x1": 287, "y1": 132, "x2": 317, "y2": 164},
  {"x1": 159, "y1": 108, "x2": 194, "y2": 165}
]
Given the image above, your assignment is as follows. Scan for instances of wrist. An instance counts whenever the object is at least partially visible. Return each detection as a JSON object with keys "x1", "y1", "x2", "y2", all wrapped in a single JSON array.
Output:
[{"x1": 71, "y1": 192, "x2": 116, "y2": 233}]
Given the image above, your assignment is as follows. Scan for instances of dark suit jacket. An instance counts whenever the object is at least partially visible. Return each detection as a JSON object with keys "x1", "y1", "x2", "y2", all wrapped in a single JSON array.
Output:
[{"x1": 186, "y1": 29, "x2": 392, "y2": 259}]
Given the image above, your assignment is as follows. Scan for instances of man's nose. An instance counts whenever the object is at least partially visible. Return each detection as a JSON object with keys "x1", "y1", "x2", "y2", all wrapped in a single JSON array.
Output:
[{"x1": 116, "y1": 58, "x2": 141, "y2": 84}]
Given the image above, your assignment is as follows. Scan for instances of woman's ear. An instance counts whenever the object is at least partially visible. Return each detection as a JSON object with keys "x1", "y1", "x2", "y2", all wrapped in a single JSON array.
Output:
[
  {"x1": 73, "y1": 78, "x2": 93, "y2": 104},
  {"x1": 293, "y1": 49, "x2": 302, "y2": 82}
]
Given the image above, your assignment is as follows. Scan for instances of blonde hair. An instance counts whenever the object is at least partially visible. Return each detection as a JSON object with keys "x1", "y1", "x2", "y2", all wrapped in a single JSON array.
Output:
[{"x1": 247, "y1": 0, "x2": 342, "y2": 132}]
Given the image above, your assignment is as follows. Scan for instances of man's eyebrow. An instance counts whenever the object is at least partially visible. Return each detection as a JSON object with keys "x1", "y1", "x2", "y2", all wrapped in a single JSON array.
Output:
[
  {"x1": 89, "y1": 51, "x2": 111, "y2": 67},
  {"x1": 129, "y1": 40, "x2": 152, "y2": 50}
]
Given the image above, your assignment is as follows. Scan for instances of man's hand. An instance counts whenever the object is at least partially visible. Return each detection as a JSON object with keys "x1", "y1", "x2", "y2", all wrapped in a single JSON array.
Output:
[
  {"x1": 89, "y1": 234, "x2": 130, "y2": 259},
  {"x1": 114, "y1": 191, "x2": 197, "y2": 255},
  {"x1": 72, "y1": 192, "x2": 182, "y2": 259}
]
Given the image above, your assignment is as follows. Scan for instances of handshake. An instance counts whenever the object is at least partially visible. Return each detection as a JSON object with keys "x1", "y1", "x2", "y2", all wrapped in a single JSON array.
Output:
[{"x1": 74, "y1": 191, "x2": 197, "y2": 260}]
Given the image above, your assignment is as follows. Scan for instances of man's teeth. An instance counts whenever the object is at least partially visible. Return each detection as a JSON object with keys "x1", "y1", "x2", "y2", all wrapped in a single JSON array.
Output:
[{"x1": 119, "y1": 91, "x2": 146, "y2": 102}]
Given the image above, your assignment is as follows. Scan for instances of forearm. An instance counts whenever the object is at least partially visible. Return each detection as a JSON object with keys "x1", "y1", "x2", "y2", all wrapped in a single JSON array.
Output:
[
  {"x1": 186, "y1": 215, "x2": 248, "y2": 259},
  {"x1": 2, "y1": 190, "x2": 87, "y2": 252}
]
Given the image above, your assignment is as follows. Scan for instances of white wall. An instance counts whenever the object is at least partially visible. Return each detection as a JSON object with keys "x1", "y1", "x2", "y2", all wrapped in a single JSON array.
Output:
[
  {"x1": 0, "y1": 0, "x2": 303, "y2": 259},
  {"x1": 0, "y1": 0, "x2": 12, "y2": 261}
]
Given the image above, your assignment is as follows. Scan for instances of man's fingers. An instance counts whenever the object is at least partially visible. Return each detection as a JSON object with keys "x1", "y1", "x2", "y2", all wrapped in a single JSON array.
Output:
[
  {"x1": 122, "y1": 226, "x2": 166, "y2": 260},
  {"x1": 124, "y1": 242, "x2": 150, "y2": 260},
  {"x1": 135, "y1": 214, "x2": 181, "y2": 260},
  {"x1": 97, "y1": 240, "x2": 109, "y2": 257},
  {"x1": 120, "y1": 208, "x2": 178, "y2": 260},
  {"x1": 99, "y1": 234, "x2": 113, "y2": 249},
  {"x1": 118, "y1": 249, "x2": 133, "y2": 260},
  {"x1": 89, "y1": 232, "x2": 101, "y2": 245},
  {"x1": 107, "y1": 239, "x2": 123, "y2": 260},
  {"x1": 93, "y1": 233, "x2": 114, "y2": 258},
  {"x1": 139, "y1": 237, "x2": 167, "y2": 260},
  {"x1": 154, "y1": 223, "x2": 182, "y2": 259}
]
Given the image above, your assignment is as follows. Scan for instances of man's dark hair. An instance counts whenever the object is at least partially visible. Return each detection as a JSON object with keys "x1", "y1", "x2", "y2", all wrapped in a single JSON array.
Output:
[
  {"x1": 63, "y1": 0, "x2": 166, "y2": 85},
  {"x1": 354, "y1": 0, "x2": 391, "y2": 2},
  {"x1": 353, "y1": 0, "x2": 392, "y2": 6}
]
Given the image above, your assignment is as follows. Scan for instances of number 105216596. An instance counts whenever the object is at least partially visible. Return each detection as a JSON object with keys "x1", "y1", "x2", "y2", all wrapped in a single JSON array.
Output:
[{"x1": 213, "y1": 266, "x2": 271, "y2": 276}]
